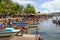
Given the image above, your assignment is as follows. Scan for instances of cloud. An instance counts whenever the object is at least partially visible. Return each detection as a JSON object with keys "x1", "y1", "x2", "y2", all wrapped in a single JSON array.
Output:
[
  {"x1": 41, "y1": 10, "x2": 49, "y2": 13},
  {"x1": 40, "y1": 0, "x2": 60, "y2": 13},
  {"x1": 12, "y1": 0, "x2": 37, "y2": 5},
  {"x1": 12, "y1": 0, "x2": 39, "y2": 12}
]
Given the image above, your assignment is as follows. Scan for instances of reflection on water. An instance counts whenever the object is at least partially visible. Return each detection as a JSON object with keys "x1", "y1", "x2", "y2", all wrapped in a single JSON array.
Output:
[
  {"x1": 39, "y1": 18, "x2": 60, "y2": 40},
  {"x1": 30, "y1": 18, "x2": 60, "y2": 40}
]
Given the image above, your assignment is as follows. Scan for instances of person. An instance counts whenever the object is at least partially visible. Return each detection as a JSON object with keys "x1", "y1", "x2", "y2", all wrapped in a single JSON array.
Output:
[
  {"x1": 0, "y1": 24, "x2": 5, "y2": 30},
  {"x1": 56, "y1": 18, "x2": 58, "y2": 24},
  {"x1": 4, "y1": 19, "x2": 8, "y2": 27},
  {"x1": 15, "y1": 19, "x2": 19, "y2": 23},
  {"x1": 9, "y1": 19, "x2": 13, "y2": 27},
  {"x1": 0, "y1": 24, "x2": 2, "y2": 28},
  {"x1": 14, "y1": 20, "x2": 17, "y2": 23}
]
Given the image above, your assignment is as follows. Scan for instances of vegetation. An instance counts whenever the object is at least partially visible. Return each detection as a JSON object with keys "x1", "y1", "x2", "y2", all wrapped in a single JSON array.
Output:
[
  {"x1": 24, "y1": 4, "x2": 36, "y2": 14},
  {"x1": 0, "y1": 0, "x2": 36, "y2": 15},
  {"x1": 52, "y1": 12, "x2": 60, "y2": 16},
  {"x1": 0, "y1": 0, "x2": 24, "y2": 15}
]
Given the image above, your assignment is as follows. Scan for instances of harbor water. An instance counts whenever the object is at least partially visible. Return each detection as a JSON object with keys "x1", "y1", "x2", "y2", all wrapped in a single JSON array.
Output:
[{"x1": 30, "y1": 17, "x2": 60, "y2": 40}]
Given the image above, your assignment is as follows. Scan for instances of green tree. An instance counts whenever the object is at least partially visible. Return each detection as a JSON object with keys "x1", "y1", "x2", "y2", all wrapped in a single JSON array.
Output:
[
  {"x1": 0, "y1": 0, "x2": 24, "y2": 15},
  {"x1": 16, "y1": 3, "x2": 24, "y2": 14},
  {"x1": 24, "y1": 4, "x2": 36, "y2": 14}
]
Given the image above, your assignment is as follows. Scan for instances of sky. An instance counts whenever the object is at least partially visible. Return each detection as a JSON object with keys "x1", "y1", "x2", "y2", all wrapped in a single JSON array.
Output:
[{"x1": 11, "y1": 0, "x2": 60, "y2": 13}]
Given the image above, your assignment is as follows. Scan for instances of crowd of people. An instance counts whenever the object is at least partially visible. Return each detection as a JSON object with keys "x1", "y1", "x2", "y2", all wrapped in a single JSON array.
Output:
[{"x1": 0, "y1": 14, "x2": 40, "y2": 29}]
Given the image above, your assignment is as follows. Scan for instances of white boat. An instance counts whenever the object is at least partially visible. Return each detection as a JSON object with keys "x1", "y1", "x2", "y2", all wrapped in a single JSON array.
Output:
[
  {"x1": 52, "y1": 16, "x2": 60, "y2": 24},
  {"x1": 53, "y1": 16, "x2": 60, "y2": 20}
]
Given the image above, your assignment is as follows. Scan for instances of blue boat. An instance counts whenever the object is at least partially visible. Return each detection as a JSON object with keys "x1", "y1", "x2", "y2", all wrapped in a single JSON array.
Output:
[{"x1": 0, "y1": 28, "x2": 20, "y2": 36}]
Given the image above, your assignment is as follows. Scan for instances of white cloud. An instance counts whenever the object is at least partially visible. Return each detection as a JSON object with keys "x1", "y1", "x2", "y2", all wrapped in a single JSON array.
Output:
[
  {"x1": 41, "y1": 10, "x2": 49, "y2": 13},
  {"x1": 12, "y1": 0, "x2": 37, "y2": 5},
  {"x1": 40, "y1": 0, "x2": 60, "y2": 13}
]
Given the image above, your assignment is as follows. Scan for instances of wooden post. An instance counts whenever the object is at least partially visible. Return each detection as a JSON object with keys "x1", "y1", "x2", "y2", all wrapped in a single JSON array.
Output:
[
  {"x1": 26, "y1": 28, "x2": 28, "y2": 34},
  {"x1": 21, "y1": 29, "x2": 23, "y2": 36},
  {"x1": 15, "y1": 28, "x2": 23, "y2": 36},
  {"x1": 36, "y1": 29, "x2": 38, "y2": 35}
]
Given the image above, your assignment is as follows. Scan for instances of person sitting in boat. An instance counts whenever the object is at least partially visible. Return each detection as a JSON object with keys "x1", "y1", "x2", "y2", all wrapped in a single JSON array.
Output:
[{"x1": 0, "y1": 24, "x2": 5, "y2": 30}]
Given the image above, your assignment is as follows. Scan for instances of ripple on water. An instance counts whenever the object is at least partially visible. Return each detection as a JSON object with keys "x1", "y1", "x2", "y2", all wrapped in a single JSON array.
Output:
[{"x1": 39, "y1": 18, "x2": 60, "y2": 40}]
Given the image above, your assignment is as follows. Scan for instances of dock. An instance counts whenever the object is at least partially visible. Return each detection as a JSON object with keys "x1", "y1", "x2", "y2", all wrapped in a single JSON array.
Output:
[
  {"x1": 6, "y1": 25, "x2": 40, "y2": 40},
  {"x1": 8, "y1": 34, "x2": 40, "y2": 40}
]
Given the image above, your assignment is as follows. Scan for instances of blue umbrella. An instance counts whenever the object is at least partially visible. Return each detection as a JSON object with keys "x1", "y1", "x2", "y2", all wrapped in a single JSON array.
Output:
[{"x1": 16, "y1": 23, "x2": 24, "y2": 27}]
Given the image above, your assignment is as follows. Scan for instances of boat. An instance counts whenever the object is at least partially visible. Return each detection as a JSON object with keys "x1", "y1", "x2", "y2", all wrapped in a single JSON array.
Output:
[
  {"x1": 0, "y1": 28, "x2": 20, "y2": 36},
  {"x1": 52, "y1": 16, "x2": 60, "y2": 24},
  {"x1": 53, "y1": 20, "x2": 57, "y2": 23},
  {"x1": 58, "y1": 20, "x2": 60, "y2": 25},
  {"x1": 0, "y1": 32, "x2": 18, "y2": 36}
]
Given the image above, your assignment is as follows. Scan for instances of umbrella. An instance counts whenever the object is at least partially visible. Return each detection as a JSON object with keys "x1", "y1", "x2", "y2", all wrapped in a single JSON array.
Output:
[{"x1": 13, "y1": 23, "x2": 24, "y2": 30}]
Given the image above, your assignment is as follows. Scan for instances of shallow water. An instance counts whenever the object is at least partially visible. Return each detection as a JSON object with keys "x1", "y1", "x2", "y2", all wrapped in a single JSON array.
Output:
[
  {"x1": 30, "y1": 18, "x2": 60, "y2": 40},
  {"x1": 39, "y1": 19, "x2": 60, "y2": 40}
]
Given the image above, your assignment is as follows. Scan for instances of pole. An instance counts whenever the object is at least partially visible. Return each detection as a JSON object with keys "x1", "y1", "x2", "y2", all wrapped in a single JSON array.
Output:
[
  {"x1": 26, "y1": 28, "x2": 28, "y2": 34},
  {"x1": 36, "y1": 29, "x2": 38, "y2": 35}
]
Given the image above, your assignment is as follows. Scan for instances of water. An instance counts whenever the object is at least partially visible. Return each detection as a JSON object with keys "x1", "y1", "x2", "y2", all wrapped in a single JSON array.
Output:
[
  {"x1": 30, "y1": 17, "x2": 60, "y2": 40},
  {"x1": 39, "y1": 18, "x2": 60, "y2": 40}
]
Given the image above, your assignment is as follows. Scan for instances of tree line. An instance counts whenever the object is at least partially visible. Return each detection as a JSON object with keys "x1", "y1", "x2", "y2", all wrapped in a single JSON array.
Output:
[{"x1": 0, "y1": 0, "x2": 36, "y2": 15}]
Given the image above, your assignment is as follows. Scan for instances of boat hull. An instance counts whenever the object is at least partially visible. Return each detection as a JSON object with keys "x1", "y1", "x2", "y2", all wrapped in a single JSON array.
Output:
[{"x1": 0, "y1": 32, "x2": 19, "y2": 36}]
